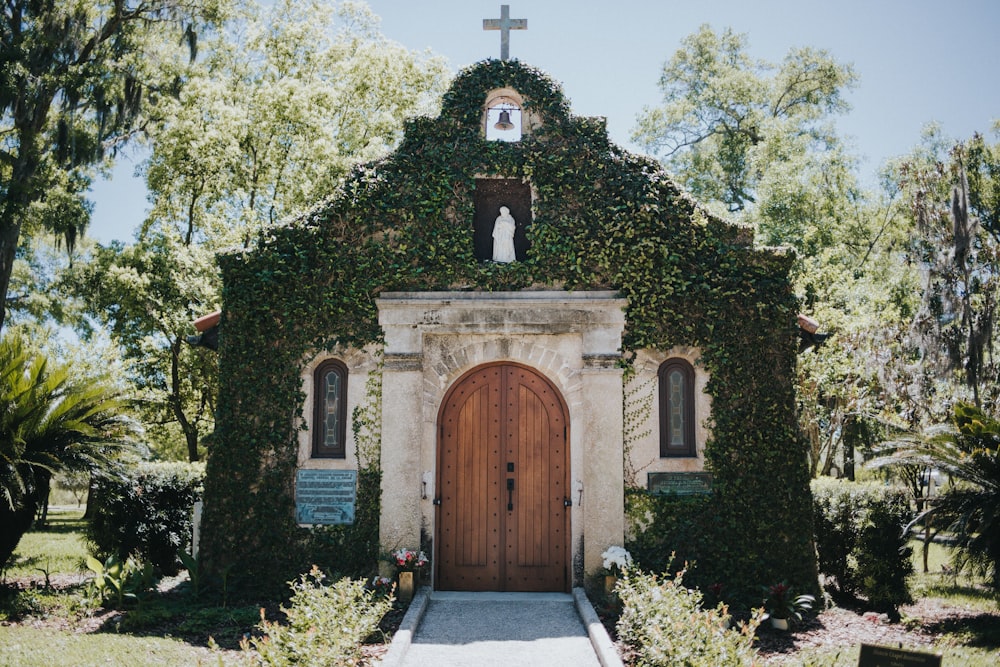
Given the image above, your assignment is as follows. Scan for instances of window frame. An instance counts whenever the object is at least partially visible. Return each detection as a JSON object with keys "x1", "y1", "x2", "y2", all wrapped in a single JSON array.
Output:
[
  {"x1": 312, "y1": 359, "x2": 348, "y2": 459},
  {"x1": 658, "y1": 358, "x2": 696, "y2": 458}
]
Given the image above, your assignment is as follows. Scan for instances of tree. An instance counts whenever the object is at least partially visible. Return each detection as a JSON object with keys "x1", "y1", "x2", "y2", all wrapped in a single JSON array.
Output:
[
  {"x1": 633, "y1": 26, "x2": 926, "y2": 478},
  {"x1": 0, "y1": 334, "x2": 137, "y2": 569},
  {"x1": 142, "y1": 0, "x2": 449, "y2": 248},
  {"x1": 632, "y1": 24, "x2": 857, "y2": 225},
  {"x1": 871, "y1": 403, "x2": 1000, "y2": 589},
  {"x1": 74, "y1": 234, "x2": 219, "y2": 462},
  {"x1": 6, "y1": 234, "x2": 89, "y2": 332},
  {"x1": 896, "y1": 128, "x2": 1000, "y2": 415},
  {"x1": 73, "y1": 0, "x2": 449, "y2": 461},
  {"x1": 0, "y1": 0, "x2": 224, "y2": 336}
]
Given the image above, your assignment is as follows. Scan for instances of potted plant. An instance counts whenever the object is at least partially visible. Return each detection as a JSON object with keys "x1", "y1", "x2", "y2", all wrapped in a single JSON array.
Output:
[
  {"x1": 600, "y1": 545, "x2": 633, "y2": 596},
  {"x1": 763, "y1": 581, "x2": 814, "y2": 630},
  {"x1": 391, "y1": 548, "x2": 428, "y2": 603}
]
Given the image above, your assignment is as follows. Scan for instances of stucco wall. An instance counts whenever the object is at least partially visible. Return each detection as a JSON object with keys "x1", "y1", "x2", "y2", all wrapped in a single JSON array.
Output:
[{"x1": 624, "y1": 347, "x2": 712, "y2": 487}]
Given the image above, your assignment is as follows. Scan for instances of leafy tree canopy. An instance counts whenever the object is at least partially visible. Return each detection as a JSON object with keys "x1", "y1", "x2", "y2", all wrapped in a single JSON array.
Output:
[
  {"x1": 142, "y1": 0, "x2": 451, "y2": 249},
  {"x1": 0, "y1": 0, "x2": 228, "y2": 335},
  {"x1": 73, "y1": 0, "x2": 451, "y2": 461},
  {"x1": 894, "y1": 126, "x2": 1000, "y2": 416},
  {"x1": 632, "y1": 24, "x2": 857, "y2": 228}
]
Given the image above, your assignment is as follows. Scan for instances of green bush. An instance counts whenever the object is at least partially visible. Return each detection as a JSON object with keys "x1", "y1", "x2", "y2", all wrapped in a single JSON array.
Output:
[
  {"x1": 811, "y1": 478, "x2": 913, "y2": 615},
  {"x1": 242, "y1": 565, "x2": 393, "y2": 666},
  {"x1": 86, "y1": 462, "x2": 204, "y2": 575},
  {"x1": 625, "y1": 490, "x2": 709, "y2": 578},
  {"x1": 615, "y1": 566, "x2": 763, "y2": 667}
]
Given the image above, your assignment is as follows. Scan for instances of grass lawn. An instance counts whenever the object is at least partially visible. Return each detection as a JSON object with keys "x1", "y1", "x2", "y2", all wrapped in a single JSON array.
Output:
[
  {"x1": 2, "y1": 508, "x2": 254, "y2": 666},
  {"x1": 3, "y1": 509, "x2": 89, "y2": 580},
  {"x1": 0, "y1": 625, "x2": 242, "y2": 667}
]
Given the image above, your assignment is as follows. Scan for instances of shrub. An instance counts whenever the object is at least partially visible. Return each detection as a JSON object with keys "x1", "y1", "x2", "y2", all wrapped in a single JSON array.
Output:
[
  {"x1": 616, "y1": 566, "x2": 763, "y2": 667},
  {"x1": 86, "y1": 462, "x2": 204, "y2": 575},
  {"x1": 855, "y1": 499, "x2": 914, "y2": 616},
  {"x1": 243, "y1": 565, "x2": 393, "y2": 666},
  {"x1": 85, "y1": 554, "x2": 156, "y2": 609},
  {"x1": 811, "y1": 478, "x2": 913, "y2": 615}
]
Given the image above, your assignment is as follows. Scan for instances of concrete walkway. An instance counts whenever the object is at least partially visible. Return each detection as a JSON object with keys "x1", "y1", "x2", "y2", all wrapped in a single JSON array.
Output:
[{"x1": 380, "y1": 589, "x2": 622, "y2": 667}]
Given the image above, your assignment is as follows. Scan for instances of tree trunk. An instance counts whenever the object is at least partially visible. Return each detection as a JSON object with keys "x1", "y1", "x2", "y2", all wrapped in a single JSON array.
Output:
[
  {"x1": 0, "y1": 98, "x2": 48, "y2": 338},
  {"x1": 34, "y1": 468, "x2": 52, "y2": 528},
  {"x1": 170, "y1": 336, "x2": 200, "y2": 462},
  {"x1": 0, "y1": 212, "x2": 24, "y2": 337},
  {"x1": 83, "y1": 472, "x2": 98, "y2": 520},
  {"x1": 0, "y1": 466, "x2": 40, "y2": 569}
]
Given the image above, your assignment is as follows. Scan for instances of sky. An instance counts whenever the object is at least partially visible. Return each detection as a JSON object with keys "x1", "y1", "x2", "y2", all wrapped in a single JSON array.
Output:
[{"x1": 87, "y1": 0, "x2": 1000, "y2": 244}]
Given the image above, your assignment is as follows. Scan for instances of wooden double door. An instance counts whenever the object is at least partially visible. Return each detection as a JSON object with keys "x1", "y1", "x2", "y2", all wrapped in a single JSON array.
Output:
[{"x1": 436, "y1": 363, "x2": 569, "y2": 592}]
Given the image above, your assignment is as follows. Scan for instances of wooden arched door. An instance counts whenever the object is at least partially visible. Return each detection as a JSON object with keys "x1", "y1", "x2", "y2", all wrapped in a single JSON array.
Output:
[{"x1": 436, "y1": 363, "x2": 569, "y2": 592}]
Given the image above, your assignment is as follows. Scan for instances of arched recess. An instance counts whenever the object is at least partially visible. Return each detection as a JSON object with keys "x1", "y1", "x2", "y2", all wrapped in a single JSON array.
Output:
[
  {"x1": 483, "y1": 88, "x2": 527, "y2": 141},
  {"x1": 435, "y1": 362, "x2": 570, "y2": 592}
]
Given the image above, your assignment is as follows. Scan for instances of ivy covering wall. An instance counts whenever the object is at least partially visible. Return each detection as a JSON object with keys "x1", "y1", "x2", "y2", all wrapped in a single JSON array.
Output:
[{"x1": 201, "y1": 59, "x2": 818, "y2": 605}]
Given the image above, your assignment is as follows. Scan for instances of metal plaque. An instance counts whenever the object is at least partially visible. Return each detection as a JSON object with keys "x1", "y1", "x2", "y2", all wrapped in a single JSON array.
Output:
[
  {"x1": 647, "y1": 472, "x2": 713, "y2": 496},
  {"x1": 295, "y1": 469, "x2": 357, "y2": 525},
  {"x1": 858, "y1": 643, "x2": 941, "y2": 667}
]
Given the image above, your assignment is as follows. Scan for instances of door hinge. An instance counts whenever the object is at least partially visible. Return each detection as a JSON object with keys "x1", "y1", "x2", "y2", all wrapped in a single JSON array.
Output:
[
  {"x1": 563, "y1": 497, "x2": 572, "y2": 507},
  {"x1": 433, "y1": 497, "x2": 442, "y2": 506}
]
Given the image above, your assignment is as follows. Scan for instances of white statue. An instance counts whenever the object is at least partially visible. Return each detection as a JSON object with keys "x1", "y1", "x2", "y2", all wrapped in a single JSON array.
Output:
[{"x1": 492, "y1": 206, "x2": 516, "y2": 263}]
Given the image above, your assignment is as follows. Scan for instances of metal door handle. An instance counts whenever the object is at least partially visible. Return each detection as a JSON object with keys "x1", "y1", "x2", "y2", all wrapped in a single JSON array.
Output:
[{"x1": 507, "y1": 478, "x2": 514, "y2": 511}]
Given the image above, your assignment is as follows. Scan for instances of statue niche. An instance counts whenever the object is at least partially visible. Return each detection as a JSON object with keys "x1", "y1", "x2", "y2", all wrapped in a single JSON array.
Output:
[{"x1": 474, "y1": 178, "x2": 531, "y2": 262}]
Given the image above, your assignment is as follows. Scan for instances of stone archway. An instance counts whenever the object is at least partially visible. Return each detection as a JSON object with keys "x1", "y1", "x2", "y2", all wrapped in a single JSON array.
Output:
[
  {"x1": 376, "y1": 291, "x2": 627, "y2": 587},
  {"x1": 435, "y1": 362, "x2": 569, "y2": 592}
]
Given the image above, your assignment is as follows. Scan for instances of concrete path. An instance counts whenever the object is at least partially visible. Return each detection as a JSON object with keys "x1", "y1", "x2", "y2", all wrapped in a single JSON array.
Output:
[{"x1": 381, "y1": 589, "x2": 622, "y2": 667}]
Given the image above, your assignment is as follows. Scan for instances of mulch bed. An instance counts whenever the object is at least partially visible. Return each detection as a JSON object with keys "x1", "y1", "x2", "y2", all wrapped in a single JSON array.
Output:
[{"x1": 756, "y1": 598, "x2": 998, "y2": 664}]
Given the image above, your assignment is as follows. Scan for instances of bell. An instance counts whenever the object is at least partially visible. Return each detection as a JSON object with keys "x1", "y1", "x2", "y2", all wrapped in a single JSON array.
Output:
[{"x1": 494, "y1": 109, "x2": 515, "y2": 131}]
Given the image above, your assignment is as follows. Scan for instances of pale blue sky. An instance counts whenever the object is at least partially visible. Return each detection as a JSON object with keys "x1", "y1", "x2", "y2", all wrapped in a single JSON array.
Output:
[{"x1": 88, "y1": 0, "x2": 1000, "y2": 243}]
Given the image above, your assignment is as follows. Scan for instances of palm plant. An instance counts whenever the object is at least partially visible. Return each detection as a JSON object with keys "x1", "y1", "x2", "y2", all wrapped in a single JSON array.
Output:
[
  {"x1": 870, "y1": 403, "x2": 1000, "y2": 589},
  {"x1": 1, "y1": 335, "x2": 137, "y2": 569}
]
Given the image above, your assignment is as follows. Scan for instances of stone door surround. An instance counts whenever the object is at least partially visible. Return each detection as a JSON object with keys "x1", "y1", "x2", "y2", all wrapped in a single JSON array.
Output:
[{"x1": 376, "y1": 291, "x2": 627, "y2": 585}]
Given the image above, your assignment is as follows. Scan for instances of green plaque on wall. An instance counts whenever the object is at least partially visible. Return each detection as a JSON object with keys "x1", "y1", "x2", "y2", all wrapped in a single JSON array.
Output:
[
  {"x1": 295, "y1": 469, "x2": 357, "y2": 525},
  {"x1": 647, "y1": 472, "x2": 713, "y2": 496}
]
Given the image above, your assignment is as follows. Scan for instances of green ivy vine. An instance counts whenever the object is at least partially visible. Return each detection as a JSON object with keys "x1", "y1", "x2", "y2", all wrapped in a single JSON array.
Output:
[{"x1": 200, "y1": 59, "x2": 818, "y2": 606}]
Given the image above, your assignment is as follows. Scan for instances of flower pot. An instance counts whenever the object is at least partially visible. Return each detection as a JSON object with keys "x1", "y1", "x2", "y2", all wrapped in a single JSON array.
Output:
[
  {"x1": 604, "y1": 574, "x2": 617, "y2": 597},
  {"x1": 398, "y1": 571, "x2": 415, "y2": 603},
  {"x1": 770, "y1": 616, "x2": 789, "y2": 631}
]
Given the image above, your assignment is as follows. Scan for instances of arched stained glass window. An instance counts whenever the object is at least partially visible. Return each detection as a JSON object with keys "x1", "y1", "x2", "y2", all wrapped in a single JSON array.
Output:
[
  {"x1": 658, "y1": 359, "x2": 696, "y2": 457},
  {"x1": 313, "y1": 359, "x2": 347, "y2": 458}
]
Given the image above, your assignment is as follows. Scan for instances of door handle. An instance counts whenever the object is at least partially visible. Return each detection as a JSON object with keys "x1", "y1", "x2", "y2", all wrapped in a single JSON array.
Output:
[{"x1": 507, "y1": 478, "x2": 514, "y2": 511}]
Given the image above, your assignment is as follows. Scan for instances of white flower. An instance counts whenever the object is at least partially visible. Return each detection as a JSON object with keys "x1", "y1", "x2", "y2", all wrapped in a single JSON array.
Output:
[{"x1": 601, "y1": 545, "x2": 633, "y2": 572}]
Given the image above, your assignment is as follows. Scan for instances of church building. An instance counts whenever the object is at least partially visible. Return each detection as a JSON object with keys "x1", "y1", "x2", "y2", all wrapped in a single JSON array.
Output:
[{"x1": 199, "y1": 56, "x2": 818, "y2": 605}]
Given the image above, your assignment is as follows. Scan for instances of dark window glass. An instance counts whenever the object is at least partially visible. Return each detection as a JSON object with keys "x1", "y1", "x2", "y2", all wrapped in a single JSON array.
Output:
[
  {"x1": 658, "y1": 359, "x2": 696, "y2": 457},
  {"x1": 313, "y1": 359, "x2": 347, "y2": 458}
]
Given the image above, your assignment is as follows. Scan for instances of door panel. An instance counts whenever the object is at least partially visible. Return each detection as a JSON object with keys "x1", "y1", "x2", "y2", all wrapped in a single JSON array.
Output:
[
  {"x1": 437, "y1": 363, "x2": 568, "y2": 592},
  {"x1": 437, "y1": 368, "x2": 502, "y2": 590}
]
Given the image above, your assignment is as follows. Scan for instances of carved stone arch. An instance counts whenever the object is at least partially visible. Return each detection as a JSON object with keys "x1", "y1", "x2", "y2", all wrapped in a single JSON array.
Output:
[{"x1": 421, "y1": 338, "x2": 582, "y2": 424}]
